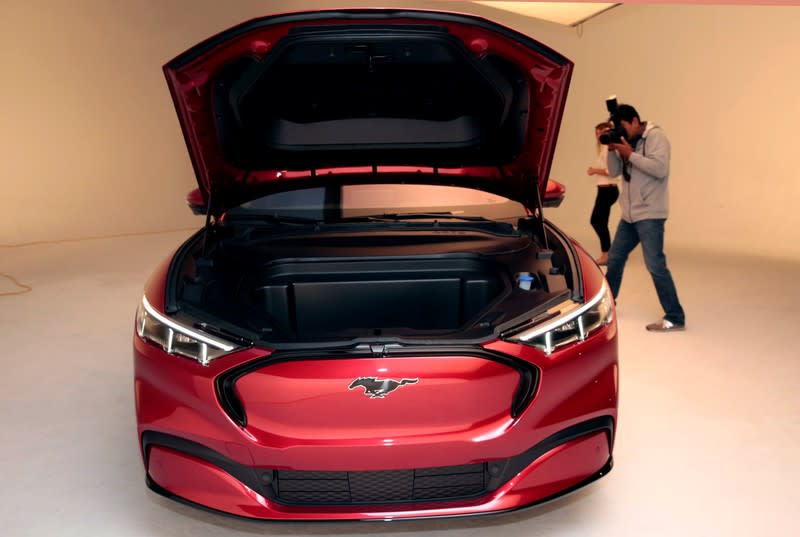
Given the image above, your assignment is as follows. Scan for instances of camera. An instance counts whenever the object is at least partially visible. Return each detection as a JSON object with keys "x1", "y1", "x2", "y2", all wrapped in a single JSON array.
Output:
[{"x1": 599, "y1": 95, "x2": 626, "y2": 145}]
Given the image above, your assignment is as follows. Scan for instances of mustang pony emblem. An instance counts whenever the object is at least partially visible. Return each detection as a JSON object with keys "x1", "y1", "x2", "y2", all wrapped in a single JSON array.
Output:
[{"x1": 348, "y1": 377, "x2": 419, "y2": 398}]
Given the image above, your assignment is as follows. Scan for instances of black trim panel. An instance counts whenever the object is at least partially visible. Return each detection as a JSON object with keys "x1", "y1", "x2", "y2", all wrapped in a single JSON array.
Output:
[
  {"x1": 214, "y1": 346, "x2": 540, "y2": 427},
  {"x1": 488, "y1": 416, "x2": 613, "y2": 490},
  {"x1": 142, "y1": 432, "x2": 268, "y2": 498},
  {"x1": 164, "y1": 228, "x2": 204, "y2": 314},
  {"x1": 543, "y1": 219, "x2": 583, "y2": 303}
]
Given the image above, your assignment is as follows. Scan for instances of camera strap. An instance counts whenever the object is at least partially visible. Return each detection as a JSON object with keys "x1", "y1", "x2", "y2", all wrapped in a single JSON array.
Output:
[
  {"x1": 622, "y1": 135, "x2": 645, "y2": 182},
  {"x1": 622, "y1": 163, "x2": 631, "y2": 182}
]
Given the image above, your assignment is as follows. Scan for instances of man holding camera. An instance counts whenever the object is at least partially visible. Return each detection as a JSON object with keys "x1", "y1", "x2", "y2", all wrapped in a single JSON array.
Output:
[{"x1": 604, "y1": 104, "x2": 686, "y2": 332}]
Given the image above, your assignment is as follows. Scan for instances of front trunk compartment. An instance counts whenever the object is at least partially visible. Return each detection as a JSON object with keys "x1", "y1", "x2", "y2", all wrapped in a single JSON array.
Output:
[
  {"x1": 175, "y1": 223, "x2": 576, "y2": 346},
  {"x1": 246, "y1": 256, "x2": 502, "y2": 336}
]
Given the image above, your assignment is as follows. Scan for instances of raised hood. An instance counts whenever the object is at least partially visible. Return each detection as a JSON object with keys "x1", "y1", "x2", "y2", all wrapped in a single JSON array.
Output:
[{"x1": 164, "y1": 10, "x2": 573, "y2": 214}]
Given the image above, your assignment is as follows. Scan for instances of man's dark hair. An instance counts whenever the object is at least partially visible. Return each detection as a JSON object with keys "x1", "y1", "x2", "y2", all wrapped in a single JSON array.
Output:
[{"x1": 617, "y1": 104, "x2": 640, "y2": 123}]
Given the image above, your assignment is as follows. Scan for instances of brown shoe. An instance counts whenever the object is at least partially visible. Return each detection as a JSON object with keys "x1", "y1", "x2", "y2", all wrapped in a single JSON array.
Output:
[
  {"x1": 646, "y1": 319, "x2": 685, "y2": 332},
  {"x1": 596, "y1": 252, "x2": 608, "y2": 265}
]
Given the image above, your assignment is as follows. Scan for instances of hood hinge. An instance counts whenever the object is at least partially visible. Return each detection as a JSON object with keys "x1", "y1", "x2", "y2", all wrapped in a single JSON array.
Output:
[{"x1": 517, "y1": 175, "x2": 549, "y2": 251}]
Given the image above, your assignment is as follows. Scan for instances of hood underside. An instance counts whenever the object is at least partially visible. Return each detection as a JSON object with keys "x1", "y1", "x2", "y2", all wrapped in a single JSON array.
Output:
[{"x1": 164, "y1": 10, "x2": 573, "y2": 214}]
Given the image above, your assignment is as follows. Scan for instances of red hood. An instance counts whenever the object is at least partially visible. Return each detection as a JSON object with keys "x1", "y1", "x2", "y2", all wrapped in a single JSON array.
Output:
[{"x1": 164, "y1": 9, "x2": 572, "y2": 215}]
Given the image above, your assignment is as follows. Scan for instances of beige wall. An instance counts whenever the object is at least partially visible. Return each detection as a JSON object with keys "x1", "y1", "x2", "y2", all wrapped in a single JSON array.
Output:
[
  {"x1": 549, "y1": 4, "x2": 800, "y2": 260},
  {"x1": 3, "y1": 1, "x2": 799, "y2": 260}
]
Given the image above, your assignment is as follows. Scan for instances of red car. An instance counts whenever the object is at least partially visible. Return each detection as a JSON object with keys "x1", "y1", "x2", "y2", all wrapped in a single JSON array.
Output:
[{"x1": 134, "y1": 9, "x2": 617, "y2": 521}]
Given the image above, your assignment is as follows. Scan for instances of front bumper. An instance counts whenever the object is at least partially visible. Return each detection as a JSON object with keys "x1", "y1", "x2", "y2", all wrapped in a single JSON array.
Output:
[
  {"x1": 144, "y1": 420, "x2": 612, "y2": 521},
  {"x1": 134, "y1": 323, "x2": 617, "y2": 520}
]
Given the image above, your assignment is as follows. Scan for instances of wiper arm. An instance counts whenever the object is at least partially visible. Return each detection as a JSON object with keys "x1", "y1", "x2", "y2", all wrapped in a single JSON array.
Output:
[
  {"x1": 366, "y1": 212, "x2": 490, "y2": 222},
  {"x1": 226, "y1": 213, "x2": 321, "y2": 225},
  {"x1": 228, "y1": 212, "x2": 490, "y2": 225}
]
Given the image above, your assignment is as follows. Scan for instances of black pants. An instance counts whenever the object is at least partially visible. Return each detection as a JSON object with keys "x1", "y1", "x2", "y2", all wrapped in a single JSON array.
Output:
[{"x1": 590, "y1": 185, "x2": 619, "y2": 252}]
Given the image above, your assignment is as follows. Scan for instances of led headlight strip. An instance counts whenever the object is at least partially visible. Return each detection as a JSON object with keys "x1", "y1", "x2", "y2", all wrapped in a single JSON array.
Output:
[
  {"x1": 136, "y1": 295, "x2": 238, "y2": 365},
  {"x1": 504, "y1": 281, "x2": 614, "y2": 354}
]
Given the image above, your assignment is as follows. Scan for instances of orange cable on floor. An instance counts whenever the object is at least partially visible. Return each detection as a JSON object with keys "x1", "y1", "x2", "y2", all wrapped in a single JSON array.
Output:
[
  {"x1": 0, "y1": 227, "x2": 197, "y2": 249},
  {"x1": 0, "y1": 227, "x2": 198, "y2": 297},
  {"x1": 0, "y1": 272, "x2": 32, "y2": 296}
]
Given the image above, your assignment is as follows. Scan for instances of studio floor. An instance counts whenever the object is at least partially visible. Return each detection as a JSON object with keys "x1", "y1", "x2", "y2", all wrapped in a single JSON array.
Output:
[{"x1": 1, "y1": 230, "x2": 798, "y2": 536}]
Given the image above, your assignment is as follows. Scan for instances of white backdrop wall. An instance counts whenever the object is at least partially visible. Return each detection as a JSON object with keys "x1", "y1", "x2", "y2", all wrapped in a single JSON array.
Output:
[
  {"x1": 2, "y1": 1, "x2": 799, "y2": 261},
  {"x1": 549, "y1": 3, "x2": 800, "y2": 261}
]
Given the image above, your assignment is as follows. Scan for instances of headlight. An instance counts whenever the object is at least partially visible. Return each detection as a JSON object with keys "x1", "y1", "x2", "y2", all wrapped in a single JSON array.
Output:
[
  {"x1": 135, "y1": 296, "x2": 239, "y2": 365},
  {"x1": 502, "y1": 282, "x2": 614, "y2": 354}
]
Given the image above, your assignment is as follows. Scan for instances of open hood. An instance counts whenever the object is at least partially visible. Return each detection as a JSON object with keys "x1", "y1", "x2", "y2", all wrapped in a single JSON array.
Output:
[{"x1": 164, "y1": 10, "x2": 573, "y2": 215}]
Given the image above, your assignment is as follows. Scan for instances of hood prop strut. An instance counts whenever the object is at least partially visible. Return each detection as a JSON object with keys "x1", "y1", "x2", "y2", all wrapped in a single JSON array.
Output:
[
  {"x1": 533, "y1": 179, "x2": 550, "y2": 250},
  {"x1": 201, "y1": 187, "x2": 214, "y2": 255}
]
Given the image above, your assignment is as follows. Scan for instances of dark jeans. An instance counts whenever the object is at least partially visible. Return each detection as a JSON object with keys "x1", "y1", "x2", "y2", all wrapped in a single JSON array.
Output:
[
  {"x1": 606, "y1": 218, "x2": 685, "y2": 325},
  {"x1": 590, "y1": 185, "x2": 619, "y2": 252}
]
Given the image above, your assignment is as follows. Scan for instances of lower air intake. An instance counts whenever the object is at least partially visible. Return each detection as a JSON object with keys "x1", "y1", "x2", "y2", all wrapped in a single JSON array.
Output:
[{"x1": 274, "y1": 464, "x2": 488, "y2": 505}]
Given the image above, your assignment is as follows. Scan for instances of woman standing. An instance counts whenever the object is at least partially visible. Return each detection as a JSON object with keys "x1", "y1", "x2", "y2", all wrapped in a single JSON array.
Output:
[{"x1": 587, "y1": 121, "x2": 620, "y2": 265}]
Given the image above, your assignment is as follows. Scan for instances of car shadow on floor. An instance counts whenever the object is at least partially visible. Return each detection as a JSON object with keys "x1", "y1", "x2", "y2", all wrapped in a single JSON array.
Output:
[{"x1": 141, "y1": 483, "x2": 599, "y2": 537}]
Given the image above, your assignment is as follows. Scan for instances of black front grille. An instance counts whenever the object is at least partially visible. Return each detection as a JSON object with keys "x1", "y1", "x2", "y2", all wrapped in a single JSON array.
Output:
[{"x1": 274, "y1": 463, "x2": 487, "y2": 505}]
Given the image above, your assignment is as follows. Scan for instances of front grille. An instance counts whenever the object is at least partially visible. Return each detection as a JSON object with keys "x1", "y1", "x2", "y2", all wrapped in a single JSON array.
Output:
[{"x1": 274, "y1": 463, "x2": 488, "y2": 505}]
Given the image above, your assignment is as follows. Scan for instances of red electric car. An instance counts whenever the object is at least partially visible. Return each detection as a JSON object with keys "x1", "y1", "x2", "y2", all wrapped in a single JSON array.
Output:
[{"x1": 134, "y1": 9, "x2": 618, "y2": 521}]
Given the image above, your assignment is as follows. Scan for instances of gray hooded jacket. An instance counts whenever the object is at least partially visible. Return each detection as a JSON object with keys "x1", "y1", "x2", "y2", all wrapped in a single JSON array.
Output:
[{"x1": 607, "y1": 122, "x2": 670, "y2": 222}]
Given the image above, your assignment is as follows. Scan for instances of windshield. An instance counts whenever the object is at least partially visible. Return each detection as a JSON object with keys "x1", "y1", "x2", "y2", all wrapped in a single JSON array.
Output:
[{"x1": 226, "y1": 184, "x2": 527, "y2": 225}]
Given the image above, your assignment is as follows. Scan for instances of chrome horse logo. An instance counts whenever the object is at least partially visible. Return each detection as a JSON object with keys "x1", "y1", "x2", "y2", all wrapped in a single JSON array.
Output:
[{"x1": 348, "y1": 377, "x2": 419, "y2": 398}]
